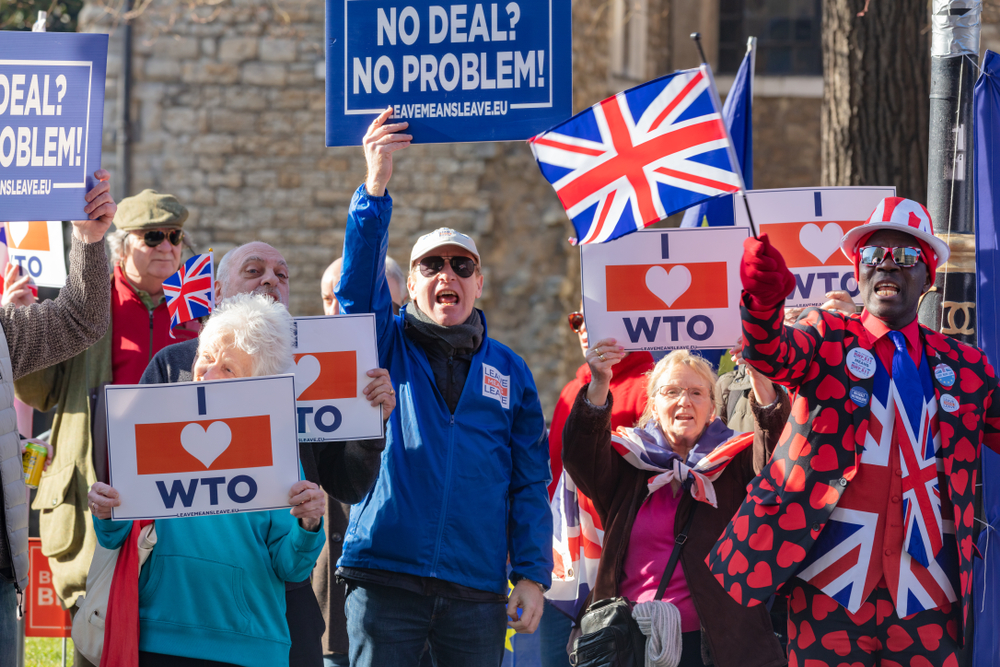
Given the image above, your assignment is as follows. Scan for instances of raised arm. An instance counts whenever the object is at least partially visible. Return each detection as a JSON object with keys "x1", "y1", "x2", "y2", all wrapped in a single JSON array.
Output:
[{"x1": 4, "y1": 171, "x2": 115, "y2": 380}]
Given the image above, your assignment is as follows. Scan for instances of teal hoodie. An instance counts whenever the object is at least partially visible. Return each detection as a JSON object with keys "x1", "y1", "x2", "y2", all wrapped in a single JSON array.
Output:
[{"x1": 94, "y1": 510, "x2": 324, "y2": 667}]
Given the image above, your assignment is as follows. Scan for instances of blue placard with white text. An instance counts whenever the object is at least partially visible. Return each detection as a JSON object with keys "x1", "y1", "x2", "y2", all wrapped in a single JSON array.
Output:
[
  {"x1": 325, "y1": 0, "x2": 572, "y2": 145},
  {"x1": 0, "y1": 32, "x2": 108, "y2": 221}
]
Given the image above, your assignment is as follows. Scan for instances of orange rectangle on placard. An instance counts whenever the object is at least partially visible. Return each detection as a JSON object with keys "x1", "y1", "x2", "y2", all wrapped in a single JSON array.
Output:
[
  {"x1": 760, "y1": 220, "x2": 865, "y2": 268},
  {"x1": 293, "y1": 351, "x2": 357, "y2": 401},
  {"x1": 605, "y1": 262, "x2": 728, "y2": 311},
  {"x1": 135, "y1": 415, "x2": 272, "y2": 475},
  {"x1": 6, "y1": 221, "x2": 50, "y2": 251}
]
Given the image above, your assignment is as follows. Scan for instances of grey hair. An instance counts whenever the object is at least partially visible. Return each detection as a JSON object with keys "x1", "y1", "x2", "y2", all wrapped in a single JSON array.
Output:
[
  {"x1": 198, "y1": 293, "x2": 293, "y2": 377},
  {"x1": 385, "y1": 256, "x2": 407, "y2": 304},
  {"x1": 107, "y1": 228, "x2": 131, "y2": 267}
]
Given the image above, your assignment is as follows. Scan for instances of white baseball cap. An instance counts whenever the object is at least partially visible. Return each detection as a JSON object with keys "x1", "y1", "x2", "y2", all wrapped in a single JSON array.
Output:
[{"x1": 409, "y1": 228, "x2": 481, "y2": 267}]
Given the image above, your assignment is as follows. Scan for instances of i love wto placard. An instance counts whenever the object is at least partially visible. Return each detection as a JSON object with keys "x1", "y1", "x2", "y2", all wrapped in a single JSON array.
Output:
[
  {"x1": 733, "y1": 186, "x2": 896, "y2": 308},
  {"x1": 291, "y1": 313, "x2": 383, "y2": 442},
  {"x1": 581, "y1": 226, "x2": 749, "y2": 351},
  {"x1": 105, "y1": 375, "x2": 300, "y2": 520}
]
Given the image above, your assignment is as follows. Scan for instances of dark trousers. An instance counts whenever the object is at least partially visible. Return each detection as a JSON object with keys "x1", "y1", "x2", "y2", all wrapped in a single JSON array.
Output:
[
  {"x1": 287, "y1": 583, "x2": 326, "y2": 667},
  {"x1": 786, "y1": 579, "x2": 960, "y2": 667},
  {"x1": 344, "y1": 581, "x2": 508, "y2": 667}
]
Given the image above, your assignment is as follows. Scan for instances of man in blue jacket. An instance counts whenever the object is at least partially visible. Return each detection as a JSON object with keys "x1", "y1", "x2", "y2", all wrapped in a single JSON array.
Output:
[{"x1": 335, "y1": 107, "x2": 552, "y2": 667}]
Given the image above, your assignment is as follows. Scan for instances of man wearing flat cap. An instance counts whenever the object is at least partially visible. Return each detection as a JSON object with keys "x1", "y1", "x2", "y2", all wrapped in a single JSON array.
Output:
[
  {"x1": 334, "y1": 109, "x2": 551, "y2": 667},
  {"x1": 15, "y1": 188, "x2": 198, "y2": 667}
]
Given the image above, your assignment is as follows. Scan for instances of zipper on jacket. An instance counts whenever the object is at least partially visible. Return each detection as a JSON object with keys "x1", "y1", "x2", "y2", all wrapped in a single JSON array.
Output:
[
  {"x1": 430, "y1": 414, "x2": 457, "y2": 577},
  {"x1": 148, "y1": 309, "x2": 155, "y2": 361},
  {"x1": 446, "y1": 355, "x2": 454, "y2": 413},
  {"x1": 0, "y1": 519, "x2": 22, "y2": 612}
]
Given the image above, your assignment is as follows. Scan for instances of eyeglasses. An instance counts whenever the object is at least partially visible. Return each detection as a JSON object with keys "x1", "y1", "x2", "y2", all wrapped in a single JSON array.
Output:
[
  {"x1": 655, "y1": 385, "x2": 710, "y2": 403},
  {"x1": 139, "y1": 229, "x2": 185, "y2": 248},
  {"x1": 568, "y1": 311, "x2": 584, "y2": 332},
  {"x1": 417, "y1": 255, "x2": 477, "y2": 278},
  {"x1": 859, "y1": 245, "x2": 923, "y2": 268}
]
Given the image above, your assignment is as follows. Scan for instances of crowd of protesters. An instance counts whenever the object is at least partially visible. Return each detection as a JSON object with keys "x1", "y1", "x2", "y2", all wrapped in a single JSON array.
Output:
[{"x1": 0, "y1": 105, "x2": 998, "y2": 667}]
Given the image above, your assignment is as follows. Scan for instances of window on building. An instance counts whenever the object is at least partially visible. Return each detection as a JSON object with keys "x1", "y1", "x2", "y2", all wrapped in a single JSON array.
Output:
[
  {"x1": 719, "y1": 0, "x2": 822, "y2": 75},
  {"x1": 610, "y1": 0, "x2": 648, "y2": 81}
]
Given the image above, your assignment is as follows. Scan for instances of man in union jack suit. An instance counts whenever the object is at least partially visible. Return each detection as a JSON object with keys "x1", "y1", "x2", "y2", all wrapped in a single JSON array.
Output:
[{"x1": 707, "y1": 197, "x2": 1000, "y2": 666}]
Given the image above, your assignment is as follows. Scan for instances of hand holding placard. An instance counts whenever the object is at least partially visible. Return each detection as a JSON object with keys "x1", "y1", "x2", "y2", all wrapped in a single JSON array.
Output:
[
  {"x1": 288, "y1": 480, "x2": 325, "y2": 531},
  {"x1": 72, "y1": 168, "x2": 116, "y2": 243},
  {"x1": 362, "y1": 367, "x2": 396, "y2": 421}
]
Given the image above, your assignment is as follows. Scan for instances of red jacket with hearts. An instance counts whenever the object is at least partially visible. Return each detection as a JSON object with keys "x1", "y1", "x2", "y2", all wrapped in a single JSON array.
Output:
[{"x1": 706, "y1": 295, "x2": 1000, "y2": 639}]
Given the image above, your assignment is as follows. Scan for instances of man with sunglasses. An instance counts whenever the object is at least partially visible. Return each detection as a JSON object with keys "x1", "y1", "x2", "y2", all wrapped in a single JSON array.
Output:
[
  {"x1": 333, "y1": 107, "x2": 551, "y2": 667},
  {"x1": 12, "y1": 189, "x2": 195, "y2": 667},
  {"x1": 707, "y1": 196, "x2": 1000, "y2": 666}
]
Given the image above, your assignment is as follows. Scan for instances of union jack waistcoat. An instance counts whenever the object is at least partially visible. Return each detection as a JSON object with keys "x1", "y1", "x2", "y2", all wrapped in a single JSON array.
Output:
[{"x1": 706, "y1": 297, "x2": 1000, "y2": 640}]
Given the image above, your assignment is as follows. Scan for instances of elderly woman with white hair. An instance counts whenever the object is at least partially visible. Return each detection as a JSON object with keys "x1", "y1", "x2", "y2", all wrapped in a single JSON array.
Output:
[
  {"x1": 87, "y1": 294, "x2": 364, "y2": 667},
  {"x1": 561, "y1": 341, "x2": 790, "y2": 667}
]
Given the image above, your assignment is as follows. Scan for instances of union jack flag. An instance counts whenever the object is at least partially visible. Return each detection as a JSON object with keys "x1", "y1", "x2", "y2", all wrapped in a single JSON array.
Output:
[
  {"x1": 546, "y1": 471, "x2": 604, "y2": 619},
  {"x1": 530, "y1": 65, "x2": 743, "y2": 244},
  {"x1": 797, "y1": 352, "x2": 957, "y2": 615},
  {"x1": 163, "y1": 252, "x2": 214, "y2": 335}
]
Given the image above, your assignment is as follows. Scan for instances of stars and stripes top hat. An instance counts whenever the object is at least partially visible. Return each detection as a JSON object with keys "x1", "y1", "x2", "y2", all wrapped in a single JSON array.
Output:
[{"x1": 840, "y1": 197, "x2": 951, "y2": 264}]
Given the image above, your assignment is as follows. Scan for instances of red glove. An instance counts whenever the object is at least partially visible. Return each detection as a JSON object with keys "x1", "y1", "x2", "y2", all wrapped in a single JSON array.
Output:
[{"x1": 740, "y1": 233, "x2": 795, "y2": 310}]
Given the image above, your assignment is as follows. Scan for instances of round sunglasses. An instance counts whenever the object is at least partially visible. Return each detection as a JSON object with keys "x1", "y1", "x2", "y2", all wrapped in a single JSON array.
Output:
[{"x1": 137, "y1": 229, "x2": 185, "y2": 247}]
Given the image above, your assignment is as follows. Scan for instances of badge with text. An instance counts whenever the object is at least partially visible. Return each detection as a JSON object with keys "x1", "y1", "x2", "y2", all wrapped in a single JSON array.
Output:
[
  {"x1": 581, "y1": 227, "x2": 748, "y2": 351},
  {"x1": 106, "y1": 375, "x2": 300, "y2": 520},
  {"x1": 325, "y1": 0, "x2": 572, "y2": 145},
  {"x1": 2, "y1": 220, "x2": 66, "y2": 287},
  {"x1": 733, "y1": 187, "x2": 896, "y2": 308},
  {"x1": 0, "y1": 32, "x2": 109, "y2": 221},
  {"x1": 292, "y1": 314, "x2": 383, "y2": 442},
  {"x1": 940, "y1": 394, "x2": 960, "y2": 413},
  {"x1": 850, "y1": 386, "x2": 869, "y2": 407},
  {"x1": 846, "y1": 348, "x2": 876, "y2": 379},
  {"x1": 934, "y1": 364, "x2": 956, "y2": 388}
]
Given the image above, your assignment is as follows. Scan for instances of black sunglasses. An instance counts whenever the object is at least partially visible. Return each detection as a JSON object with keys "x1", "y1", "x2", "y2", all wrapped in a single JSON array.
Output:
[
  {"x1": 859, "y1": 245, "x2": 923, "y2": 268},
  {"x1": 568, "y1": 311, "x2": 584, "y2": 332},
  {"x1": 140, "y1": 229, "x2": 184, "y2": 247},
  {"x1": 418, "y1": 255, "x2": 477, "y2": 279}
]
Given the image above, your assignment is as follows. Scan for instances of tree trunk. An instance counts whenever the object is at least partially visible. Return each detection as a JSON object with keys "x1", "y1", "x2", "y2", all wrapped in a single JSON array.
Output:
[{"x1": 821, "y1": 0, "x2": 930, "y2": 202}]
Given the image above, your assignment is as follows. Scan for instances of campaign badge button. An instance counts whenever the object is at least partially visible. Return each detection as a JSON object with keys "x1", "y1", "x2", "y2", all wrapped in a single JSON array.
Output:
[
  {"x1": 850, "y1": 386, "x2": 869, "y2": 407},
  {"x1": 846, "y1": 348, "x2": 876, "y2": 379},
  {"x1": 940, "y1": 394, "x2": 960, "y2": 413},
  {"x1": 934, "y1": 364, "x2": 956, "y2": 388}
]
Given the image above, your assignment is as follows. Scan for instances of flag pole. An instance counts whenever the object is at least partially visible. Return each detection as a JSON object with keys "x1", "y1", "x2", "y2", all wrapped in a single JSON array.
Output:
[{"x1": 691, "y1": 33, "x2": 759, "y2": 239}]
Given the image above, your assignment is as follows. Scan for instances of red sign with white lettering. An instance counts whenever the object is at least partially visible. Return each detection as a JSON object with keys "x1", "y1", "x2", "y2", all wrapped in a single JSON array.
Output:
[{"x1": 24, "y1": 538, "x2": 71, "y2": 637}]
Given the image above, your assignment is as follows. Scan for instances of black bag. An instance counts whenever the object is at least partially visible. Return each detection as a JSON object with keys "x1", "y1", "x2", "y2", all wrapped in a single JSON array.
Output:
[{"x1": 570, "y1": 507, "x2": 697, "y2": 667}]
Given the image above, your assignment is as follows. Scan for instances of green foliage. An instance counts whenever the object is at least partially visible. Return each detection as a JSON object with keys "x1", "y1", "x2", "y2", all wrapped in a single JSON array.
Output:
[
  {"x1": 25, "y1": 637, "x2": 75, "y2": 667},
  {"x1": 0, "y1": 0, "x2": 85, "y2": 32}
]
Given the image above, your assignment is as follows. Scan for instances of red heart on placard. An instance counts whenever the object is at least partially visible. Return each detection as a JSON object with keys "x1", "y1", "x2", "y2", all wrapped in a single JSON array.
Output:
[
  {"x1": 885, "y1": 624, "x2": 914, "y2": 653},
  {"x1": 809, "y1": 482, "x2": 840, "y2": 509},
  {"x1": 810, "y1": 444, "x2": 839, "y2": 472},
  {"x1": 746, "y1": 561, "x2": 772, "y2": 589},
  {"x1": 779, "y1": 502, "x2": 807, "y2": 531},
  {"x1": 785, "y1": 465, "x2": 806, "y2": 493},
  {"x1": 820, "y1": 629, "x2": 852, "y2": 657},
  {"x1": 734, "y1": 514, "x2": 749, "y2": 542},
  {"x1": 748, "y1": 524, "x2": 774, "y2": 552},
  {"x1": 727, "y1": 550, "x2": 749, "y2": 576},
  {"x1": 917, "y1": 623, "x2": 943, "y2": 651},
  {"x1": 777, "y1": 541, "x2": 807, "y2": 569}
]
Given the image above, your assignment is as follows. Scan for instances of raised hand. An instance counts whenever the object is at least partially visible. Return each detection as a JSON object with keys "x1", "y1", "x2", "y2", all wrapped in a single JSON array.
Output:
[
  {"x1": 740, "y1": 233, "x2": 795, "y2": 310},
  {"x1": 363, "y1": 107, "x2": 412, "y2": 197},
  {"x1": 72, "y1": 169, "x2": 116, "y2": 243},
  {"x1": 584, "y1": 337, "x2": 624, "y2": 408},
  {"x1": 1, "y1": 262, "x2": 37, "y2": 308}
]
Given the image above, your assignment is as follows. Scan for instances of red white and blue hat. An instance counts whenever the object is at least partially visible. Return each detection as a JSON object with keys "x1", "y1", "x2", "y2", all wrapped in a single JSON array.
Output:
[{"x1": 839, "y1": 197, "x2": 950, "y2": 264}]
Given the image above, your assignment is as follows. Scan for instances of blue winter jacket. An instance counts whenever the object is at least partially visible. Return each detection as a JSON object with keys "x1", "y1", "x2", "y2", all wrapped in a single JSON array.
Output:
[
  {"x1": 336, "y1": 185, "x2": 553, "y2": 595},
  {"x1": 94, "y1": 511, "x2": 324, "y2": 667}
]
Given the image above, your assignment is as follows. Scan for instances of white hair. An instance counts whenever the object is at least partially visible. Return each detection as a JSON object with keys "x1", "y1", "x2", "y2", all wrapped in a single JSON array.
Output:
[
  {"x1": 107, "y1": 228, "x2": 131, "y2": 267},
  {"x1": 198, "y1": 293, "x2": 293, "y2": 377}
]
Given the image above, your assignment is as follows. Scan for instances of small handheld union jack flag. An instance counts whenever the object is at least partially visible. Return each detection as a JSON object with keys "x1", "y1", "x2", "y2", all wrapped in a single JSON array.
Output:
[
  {"x1": 163, "y1": 251, "x2": 214, "y2": 337},
  {"x1": 530, "y1": 65, "x2": 746, "y2": 244}
]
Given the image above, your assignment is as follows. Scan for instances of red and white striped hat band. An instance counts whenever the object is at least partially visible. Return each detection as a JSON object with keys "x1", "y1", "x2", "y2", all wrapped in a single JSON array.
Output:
[{"x1": 839, "y1": 196, "x2": 951, "y2": 264}]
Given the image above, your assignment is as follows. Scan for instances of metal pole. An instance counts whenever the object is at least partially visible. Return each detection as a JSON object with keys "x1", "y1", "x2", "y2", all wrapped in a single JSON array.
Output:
[
  {"x1": 920, "y1": 0, "x2": 981, "y2": 346},
  {"x1": 115, "y1": 0, "x2": 134, "y2": 202}
]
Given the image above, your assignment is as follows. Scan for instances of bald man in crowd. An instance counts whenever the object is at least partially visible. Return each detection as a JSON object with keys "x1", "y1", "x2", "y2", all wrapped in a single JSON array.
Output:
[{"x1": 321, "y1": 256, "x2": 408, "y2": 316}]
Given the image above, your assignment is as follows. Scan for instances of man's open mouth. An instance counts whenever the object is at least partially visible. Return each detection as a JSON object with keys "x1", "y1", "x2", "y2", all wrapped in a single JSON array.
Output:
[
  {"x1": 437, "y1": 290, "x2": 458, "y2": 304},
  {"x1": 875, "y1": 281, "x2": 900, "y2": 297}
]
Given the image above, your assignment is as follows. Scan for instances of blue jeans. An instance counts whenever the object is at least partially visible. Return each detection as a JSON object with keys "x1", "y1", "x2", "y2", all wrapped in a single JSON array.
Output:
[
  {"x1": 324, "y1": 655, "x2": 350, "y2": 667},
  {"x1": 344, "y1": 581, "x2": 508, "y2": 667},
  {"x1": 0, "y1": 576, "x2": 15, "y2": 667},
  {"x1": 538, "y1": 600, "x2": 573, "y2": 667}
]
